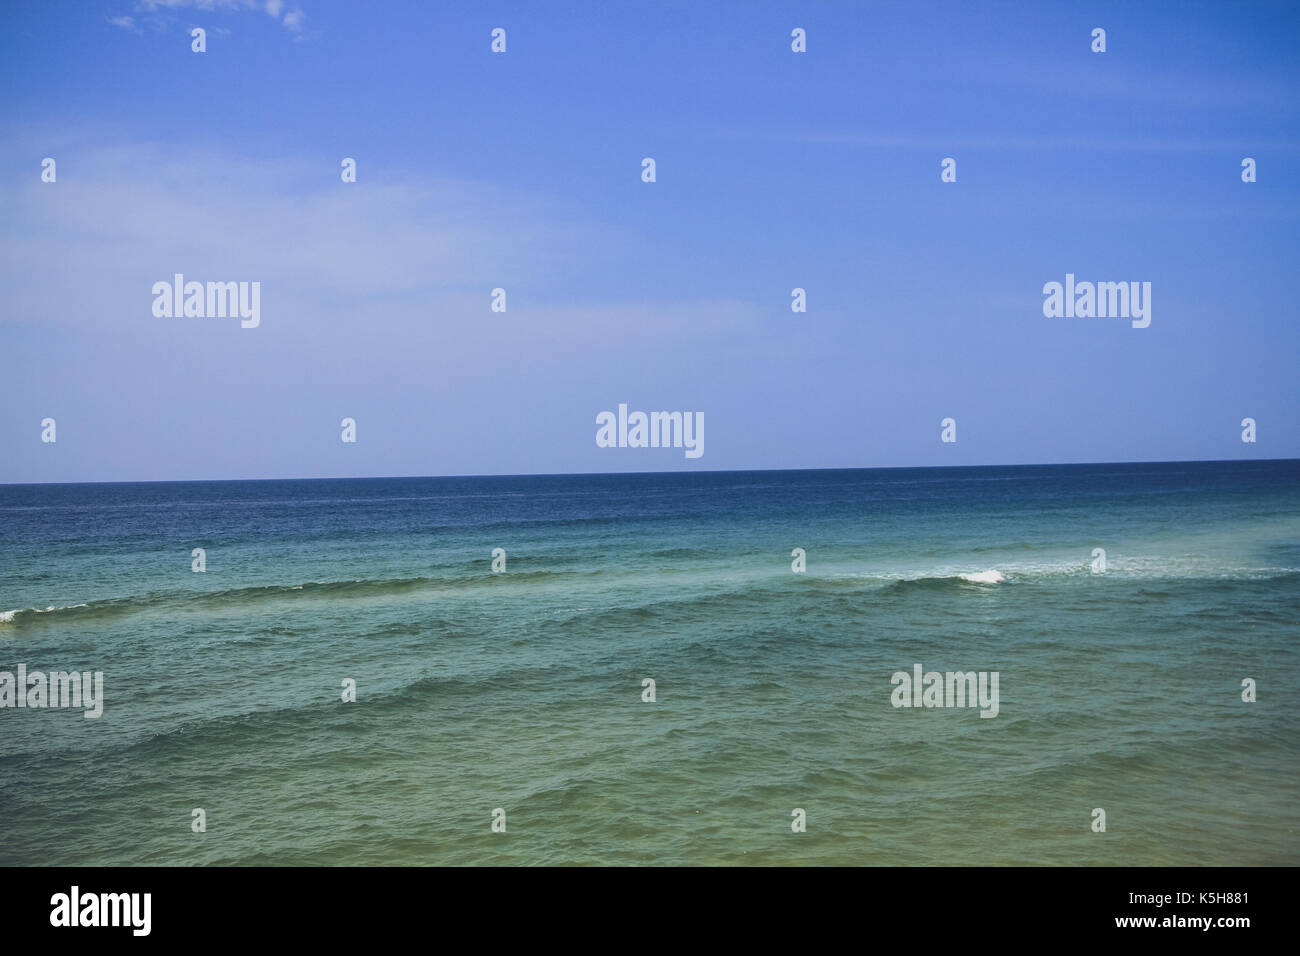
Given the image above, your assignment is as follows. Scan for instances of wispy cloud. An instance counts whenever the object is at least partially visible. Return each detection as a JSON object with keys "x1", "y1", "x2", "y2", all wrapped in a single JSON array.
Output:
[
  {"x1": 0, "y1": 130, "x2": 764, "y2": 361},
  {"x1": 115, "y1": 0, "x2": 306, "y2": 36},
  {"x1": 1, "y1": 141, "x2": 585, "y2": 327}
]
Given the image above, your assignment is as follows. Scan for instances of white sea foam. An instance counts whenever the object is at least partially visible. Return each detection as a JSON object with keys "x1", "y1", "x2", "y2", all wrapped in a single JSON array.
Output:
[
  {"x1": 957, "y1": 570, "x2": 1005, "y2": 584},
  {"x1": 0, "y1": 603, "x2": 91, "y2": 624}
]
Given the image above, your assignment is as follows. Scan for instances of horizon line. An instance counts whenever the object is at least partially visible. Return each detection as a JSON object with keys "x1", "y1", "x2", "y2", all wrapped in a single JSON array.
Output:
[{"x1": 2, "y1": 456, "x2": 1294, "y2": 488}]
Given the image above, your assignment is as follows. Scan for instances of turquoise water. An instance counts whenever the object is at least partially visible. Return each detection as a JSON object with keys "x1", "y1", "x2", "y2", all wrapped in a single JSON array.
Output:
[{"x1": 1, "y1": 461, "x2": 1297, "y2": 865}]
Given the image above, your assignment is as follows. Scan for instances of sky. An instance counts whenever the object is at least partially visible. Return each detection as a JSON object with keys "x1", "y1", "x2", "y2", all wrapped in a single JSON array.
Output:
[{"x1": 1, "y1": 0, "x2": 1297, "y2": 482}]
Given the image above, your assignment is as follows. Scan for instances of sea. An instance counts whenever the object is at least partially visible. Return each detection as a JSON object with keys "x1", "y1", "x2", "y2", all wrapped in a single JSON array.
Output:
[{"x1": 1, "y1": 460, "x2": 1297, "y2": 865}]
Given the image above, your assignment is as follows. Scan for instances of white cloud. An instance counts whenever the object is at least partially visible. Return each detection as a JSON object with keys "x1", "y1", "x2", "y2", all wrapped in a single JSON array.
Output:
[
  {"x1": 129, "y1": 0, "x2": 305, "y2": 36},
  {"x1": 0, "y1": 134, "x2": 622, "y2": 336}
]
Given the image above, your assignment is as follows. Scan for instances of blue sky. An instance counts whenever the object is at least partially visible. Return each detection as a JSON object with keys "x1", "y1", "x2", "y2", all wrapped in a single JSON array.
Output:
[{"x1": 2, "y1": 0, "x2": 1297, "y2": 481}]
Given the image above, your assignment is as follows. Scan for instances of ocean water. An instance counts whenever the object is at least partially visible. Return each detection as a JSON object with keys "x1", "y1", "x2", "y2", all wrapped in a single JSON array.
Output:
[{"x1": 1, "y1": 460, "x2": 1297, "y2": 866}]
